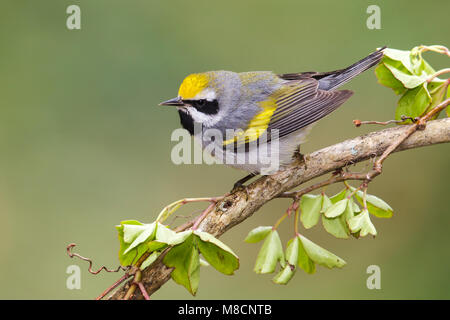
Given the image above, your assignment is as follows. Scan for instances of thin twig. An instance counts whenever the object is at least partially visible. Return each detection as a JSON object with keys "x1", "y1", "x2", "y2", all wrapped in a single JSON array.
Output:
[
  {"x1": 346, "y1": 183, "x2": 364, "y2": 199},
  {"x1": 427, "y1": 68, "x2": 450, "y2": 83},
  {"x1": 272, "y1": 200, "x2": 298, "y2": 230},
  {"x1": 156, "y1": 196, "x2": 224, "y2": 223},
  {"x1": 353, "y1": 115, "x2": 416, "y2": 127},
  {"x1": 192, "y1": 201, "x2": 217, "y2": 230},
  {"x1": 137, "y1": 281, "x2": 150, "y2": 300},
  {"x1": 272, "y1": 211, "x2": 289, "y2": 230},
  {"x1": 419, "y1": 97, "x2": 450, "y2": 123},
  {"x1": 294, "y1": 205, "x2": 300, "y2": 236},
  {"x1": 361, "y1": 185, "x2": 368, "y2": 210}
]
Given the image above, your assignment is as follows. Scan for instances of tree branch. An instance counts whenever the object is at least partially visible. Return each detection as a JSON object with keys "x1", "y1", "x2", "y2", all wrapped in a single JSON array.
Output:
[{"x1": 108, "y1": 117, "x2": 450, "y2": 299}]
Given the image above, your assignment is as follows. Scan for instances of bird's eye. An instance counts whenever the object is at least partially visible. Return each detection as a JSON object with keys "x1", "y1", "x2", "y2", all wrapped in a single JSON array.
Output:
[{"x1": 196, "y1": 99, "x2": 206, "y2": 107}]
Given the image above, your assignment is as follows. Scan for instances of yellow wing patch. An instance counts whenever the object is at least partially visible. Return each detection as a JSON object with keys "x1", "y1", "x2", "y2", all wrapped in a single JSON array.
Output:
[
  {"x1": 223, "y1": 96, "x2": 278, "y2": 146},
  {"x1": 178, "y1": 73, "x2": 210, "y2": 99},
  {"x1": 222, "y1": 82, "x2": 310, "y2": 147}
]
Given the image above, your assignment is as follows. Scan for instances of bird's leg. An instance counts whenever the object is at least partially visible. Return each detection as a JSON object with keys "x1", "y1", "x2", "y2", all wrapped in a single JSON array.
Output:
[{"x1": 231, "y1": 173, "x2": 257, "y2": 192}]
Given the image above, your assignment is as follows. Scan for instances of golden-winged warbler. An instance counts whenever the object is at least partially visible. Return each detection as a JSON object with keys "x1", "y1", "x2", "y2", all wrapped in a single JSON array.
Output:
[{"x1": 160, "y1": 48, "x2": 385, "y2": 188}]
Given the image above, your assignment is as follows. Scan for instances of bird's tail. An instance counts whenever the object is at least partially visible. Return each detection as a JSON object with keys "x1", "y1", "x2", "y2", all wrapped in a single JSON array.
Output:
[{"x1": 317, "y1": 47, "x2": 386, "y2": 91}]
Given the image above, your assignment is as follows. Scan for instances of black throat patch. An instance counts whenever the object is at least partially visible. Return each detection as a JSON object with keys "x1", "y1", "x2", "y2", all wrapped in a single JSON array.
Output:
[{"x1": 178, "y1": 109, "x2": 195, "y2": 135}]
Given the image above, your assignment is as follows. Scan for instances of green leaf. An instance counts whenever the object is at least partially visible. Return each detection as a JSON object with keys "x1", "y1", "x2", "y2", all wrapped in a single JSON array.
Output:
[
  {"x1": 351, "y1": 198, "x2": 361, "y2": 213},
  {"x1": 116, "y1": 220, "x2": 156, "y2": 266},
  {"x1": 272, "y1": 264, "x2": 296, "y2": 285},
  {"x1": 321, "y1": 194, "x2": 350, "y2": 238},
  {"x1": 343, "y1": 198, "x2": 362, "y2": 238},
  {"x1": 321, "y1": 199, "x2": 354, "y2": 239},
  {"x1": 322, "y1": 215, "x2": 349, "y2": 239},
  {"x1": 298, "y1": 235, "x2": 346, "y2": 269},
  {"x1": 324, "y1": 199, "x2": 348, "y2": 218},
  {"x1": 244, "y1": 226, "x2": 272, "y2": 243},
  {"x1": 329, "y1": 189, "x2": 347, "y2": 204},
  {"x1": 383, "y1": 48, "x2": 415, "y2": 73},
  {"x1": 355, "y1": 191, "x2": 393, "y2": 218},
  {"x1": 121, "y1": 220, "x2": 145, "y2": 243},
  {"x1": 297, "y1": 236, "x2": 316, "y2": 274},
  {"x1": 123, "y1": 222, "x2": 156, "y2": 255},
  {"x1": 147, "y1": 240, "x2": 168, "y2": 252},
  {"x1": 375, "y1": 62, "x2": 407, "y2": 95},
  {"x1": 156, "y1": 224, "x2": 192, "y2": 245},
  {"x1": 320, "y1": 194, "x2": 333, "y2": 213},
  {"x1": 409, "y1": 47, "x2": 437, "y2": 76},
  {"x1": 195, "y1": 231, "x2": 238, "y2": 258},
  {"x1": 375, "y1": 47, "x2": 440, "y2": 96},
  {"x1": 348, "y1": 209, "x2": 377, "y2": 237},
  {"x1": 395, "y1": 83, "x2": 431, "y2": 122},
  {"x1": 385, "y1": 62, "x2": 427, "y2": 89},
  {"x1": 343, "y1": 198, "x2": 356, "y2": 220},
  {"x1": 163, "y1": 234, "x2": 200, "y2": 295},
  {"x1": 300, "y1": 194, "x2": 322, "y2": 229},
  {"x1": 195, "y1": 231, "x2": 239, "y2": 275},
  {"x1": 383, "y1": 48, "x2": 436, "y2": 78},
  {"x1": 273, "y1": 237, "x2": 298, "y2": 284},
  {"x1": 140, "y1": 251, "x2": 160, "y2": 270},
  {"x1": 285, "y1": 237, "x2": 300, "y2": 265},
  {"x1": 116, "y1": 223, "x2": 150, "y2": 266},
  {"x1": 254, "y1": 230, "x2": 285, "y2": 274}
]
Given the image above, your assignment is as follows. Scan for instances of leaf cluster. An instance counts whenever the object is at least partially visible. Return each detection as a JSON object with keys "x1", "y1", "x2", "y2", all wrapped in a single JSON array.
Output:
[
  {"x1": 116, "y1": 220, "x2": 239, "y2": 295},
  {"x1": 245, "y1": 185, "x2": 394, "y2": 285},
  {"x1": 245, "y1": 227, "x2": 345, "y2": 285},
  {"x1": 375, "y1": 46, "x2": 449, "y2": 121}
]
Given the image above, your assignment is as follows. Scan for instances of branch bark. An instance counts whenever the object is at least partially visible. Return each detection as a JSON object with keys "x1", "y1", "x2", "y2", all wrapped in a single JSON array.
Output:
[{"x1": 108, "y1": 117, "x2": 450, "y2": 299}]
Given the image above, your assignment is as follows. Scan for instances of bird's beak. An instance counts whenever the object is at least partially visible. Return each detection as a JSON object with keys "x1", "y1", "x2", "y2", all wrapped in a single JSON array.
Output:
[{"x1": 159, "y1": 97, "x2": 185, "y2": 106}]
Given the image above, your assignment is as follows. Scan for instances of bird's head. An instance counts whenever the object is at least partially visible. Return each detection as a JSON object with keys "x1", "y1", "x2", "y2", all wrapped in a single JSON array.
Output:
[
  {"x1": 159, "y1": 73, "x2": 221, "y2": 124},
  {"x1": 159, "y1": 71, "x2": 245, "y2": 130}
]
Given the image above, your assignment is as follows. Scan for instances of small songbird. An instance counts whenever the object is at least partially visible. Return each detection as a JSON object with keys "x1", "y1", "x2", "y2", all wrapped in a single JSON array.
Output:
[{"x1": 160, "y1": 48, "x2": 385, "y2": 189}]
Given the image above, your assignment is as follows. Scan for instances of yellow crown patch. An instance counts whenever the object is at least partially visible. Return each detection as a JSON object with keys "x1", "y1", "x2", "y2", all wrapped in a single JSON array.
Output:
[{"x1": 178, "y1": 73, "x2": 209, "y2": 99}]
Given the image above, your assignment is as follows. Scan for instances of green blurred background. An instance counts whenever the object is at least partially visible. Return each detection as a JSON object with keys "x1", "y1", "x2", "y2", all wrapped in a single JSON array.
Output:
[{"x1": 0, "y1": 0, "x2": 449, "y2": 299}]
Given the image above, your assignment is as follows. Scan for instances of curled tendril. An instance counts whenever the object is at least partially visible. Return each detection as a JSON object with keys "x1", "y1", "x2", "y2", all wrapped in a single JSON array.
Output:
[{"x1": 66, "y1": 243, "x2": 129, "y2": 275}]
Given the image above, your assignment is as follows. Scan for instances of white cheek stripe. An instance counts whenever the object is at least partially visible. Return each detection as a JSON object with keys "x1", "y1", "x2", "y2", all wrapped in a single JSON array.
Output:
[{"x1": 186, "y1": 107, "x2": 217, "y2": 125}]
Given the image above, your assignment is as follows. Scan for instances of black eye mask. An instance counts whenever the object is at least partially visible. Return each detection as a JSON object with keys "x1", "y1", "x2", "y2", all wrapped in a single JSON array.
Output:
[{"x1": 183, "y1": 99, "x2": 219, "y2": 115}]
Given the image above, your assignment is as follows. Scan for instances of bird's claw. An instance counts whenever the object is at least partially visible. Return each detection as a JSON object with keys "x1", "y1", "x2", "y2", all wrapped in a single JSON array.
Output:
[{"x1": 230, "y1": 182, "x2": 246, "y2": 194}]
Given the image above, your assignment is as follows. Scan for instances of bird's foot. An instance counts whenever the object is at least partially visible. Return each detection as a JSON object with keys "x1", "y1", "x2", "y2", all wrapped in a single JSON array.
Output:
[
  {"x1": 293, "y1": 148, "x2": 307, "y2": 168},
  {"x1": 230, "y1": 173, "x2": 257, "y2": 194},
  {"x1": 230, "y1": 182, "x2": 246, "y2": 194}
]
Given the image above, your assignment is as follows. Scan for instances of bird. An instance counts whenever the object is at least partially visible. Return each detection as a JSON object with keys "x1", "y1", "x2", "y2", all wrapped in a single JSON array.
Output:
[{"x1": 160, "y1": 48, "x2": 385, "y2": 190}]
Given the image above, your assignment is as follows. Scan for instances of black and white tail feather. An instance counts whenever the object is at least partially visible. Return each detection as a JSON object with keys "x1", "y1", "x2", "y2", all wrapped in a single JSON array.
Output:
[{"x1": 279, "y1": 47, "x2": 386, "y2": 90}]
